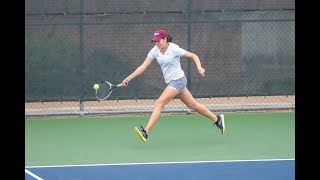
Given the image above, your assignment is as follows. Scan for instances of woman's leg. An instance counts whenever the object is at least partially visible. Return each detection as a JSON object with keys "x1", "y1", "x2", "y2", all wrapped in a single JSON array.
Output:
[
  {"x1": 177, "y1": 87, "x2": 218, "y2": 122},
  {"x1": 145, "y1": 86, "x2": 180, "y2": 133}
]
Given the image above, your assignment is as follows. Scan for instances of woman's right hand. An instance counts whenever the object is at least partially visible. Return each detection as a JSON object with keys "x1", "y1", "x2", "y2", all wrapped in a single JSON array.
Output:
[{"x1": 121, "y1": 79, "x2": 129, "y2": 86}]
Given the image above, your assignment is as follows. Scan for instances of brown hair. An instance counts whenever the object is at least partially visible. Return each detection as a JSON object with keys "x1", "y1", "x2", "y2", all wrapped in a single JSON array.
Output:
[{"x1": 166, "y1": 35, "x2": 173, "y2": 42}]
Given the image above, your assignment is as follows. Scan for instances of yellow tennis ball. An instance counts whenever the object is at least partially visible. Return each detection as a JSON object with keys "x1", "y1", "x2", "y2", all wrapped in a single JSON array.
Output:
[{"x1": 93, "y1": 84, "x2": 99, "y2": 90}]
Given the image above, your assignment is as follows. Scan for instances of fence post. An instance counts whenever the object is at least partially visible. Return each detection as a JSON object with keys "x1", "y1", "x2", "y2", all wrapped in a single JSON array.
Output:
[
  {"x1": 187, "y1": 0, "x2": 192, "y2": 91},
  {"x1": 79, "y1": 0, "x2": 85, "y2": 115}
]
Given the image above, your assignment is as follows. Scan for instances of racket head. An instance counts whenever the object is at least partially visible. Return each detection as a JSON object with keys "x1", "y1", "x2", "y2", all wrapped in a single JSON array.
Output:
[{"x1": 94, "y1": 81, "x2": 118, "y2": 101}]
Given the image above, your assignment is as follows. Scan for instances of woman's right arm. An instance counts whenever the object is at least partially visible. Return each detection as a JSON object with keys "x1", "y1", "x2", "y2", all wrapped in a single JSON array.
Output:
[{"x1": 121, "y1": 56, "x2": 153, "y2": 86}]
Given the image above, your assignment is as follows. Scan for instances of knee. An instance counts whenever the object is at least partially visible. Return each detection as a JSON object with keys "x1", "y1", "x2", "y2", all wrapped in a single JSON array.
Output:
[{"x1": 154, "y1": 99, "x2": 166, "y2": 108}]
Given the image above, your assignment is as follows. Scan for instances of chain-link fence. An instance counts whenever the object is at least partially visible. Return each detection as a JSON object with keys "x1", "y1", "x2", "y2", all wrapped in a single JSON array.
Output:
[{"x1": 25, "y1": 0, "x2": 295, "y2": 118}]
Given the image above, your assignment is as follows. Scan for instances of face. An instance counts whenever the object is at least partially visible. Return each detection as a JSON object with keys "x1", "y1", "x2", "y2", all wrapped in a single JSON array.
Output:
[{"x1": 154, "y1": 38, "x2": 167, "y2": 49}]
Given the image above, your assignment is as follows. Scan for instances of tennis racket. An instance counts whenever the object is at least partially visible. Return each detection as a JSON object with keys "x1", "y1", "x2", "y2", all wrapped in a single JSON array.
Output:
[{"x1": 94, "y1": 81, "x2": 124, "y2": 101}]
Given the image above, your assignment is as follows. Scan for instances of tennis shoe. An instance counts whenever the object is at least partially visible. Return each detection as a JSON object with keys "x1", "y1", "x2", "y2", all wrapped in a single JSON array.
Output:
[
  {"x1": 214, "y1": 114, "x2": 225, "y2": 134},
  {"x1": 134, "y1": 125, "x2": 148, "y2": 142}
]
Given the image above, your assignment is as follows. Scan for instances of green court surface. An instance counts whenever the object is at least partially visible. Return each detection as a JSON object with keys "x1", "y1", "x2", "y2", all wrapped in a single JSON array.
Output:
[{"x1": 25, "y1": 111, "x2": 295, "y2": 166}]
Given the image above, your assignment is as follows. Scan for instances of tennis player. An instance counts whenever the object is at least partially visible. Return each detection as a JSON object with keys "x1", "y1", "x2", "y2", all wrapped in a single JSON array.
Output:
[{"x1": 121, "y1": 29, "x2": 225, "y2": 142}]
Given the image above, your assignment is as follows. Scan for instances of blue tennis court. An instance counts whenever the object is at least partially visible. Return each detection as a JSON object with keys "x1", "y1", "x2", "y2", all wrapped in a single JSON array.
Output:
[{"x1": 25, "y1": 159, "x2": 294, "y2": 180}]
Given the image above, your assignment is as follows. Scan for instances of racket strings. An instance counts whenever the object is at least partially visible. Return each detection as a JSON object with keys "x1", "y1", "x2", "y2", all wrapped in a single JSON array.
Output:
[{"x1": 95, "y1": 83, "x2": 113, "y2": 100}]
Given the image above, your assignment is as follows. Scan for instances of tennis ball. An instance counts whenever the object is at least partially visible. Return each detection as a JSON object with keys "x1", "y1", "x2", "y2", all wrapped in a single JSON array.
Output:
[{"x1": 93, "y1": 84, "x2": 99, "y2": 90}]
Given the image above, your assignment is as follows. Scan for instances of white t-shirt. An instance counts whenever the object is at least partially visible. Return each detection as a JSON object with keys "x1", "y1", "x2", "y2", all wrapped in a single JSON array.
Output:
[{"x1": 147, "y1": 42, "x2": 186, "y2": 83}]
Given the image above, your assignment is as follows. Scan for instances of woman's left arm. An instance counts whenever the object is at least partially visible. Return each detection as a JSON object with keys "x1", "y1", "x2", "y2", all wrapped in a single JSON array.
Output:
[{"x1": 184, "y1": 51, "x2": 205, "y2": 77}]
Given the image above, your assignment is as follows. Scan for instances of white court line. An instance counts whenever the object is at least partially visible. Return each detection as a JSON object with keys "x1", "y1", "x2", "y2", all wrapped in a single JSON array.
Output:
[
  {"x1": 25, "y1": 169, "x2": 44, "y2": 180},
  {"x1": 25, "y1": 158, "x2": 294, "y2": 168}
]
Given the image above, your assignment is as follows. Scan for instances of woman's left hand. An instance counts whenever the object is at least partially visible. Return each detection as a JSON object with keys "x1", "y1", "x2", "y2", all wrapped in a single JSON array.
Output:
[{"x1": 198, "y1": 67, "x2": 205, "y2": 77}]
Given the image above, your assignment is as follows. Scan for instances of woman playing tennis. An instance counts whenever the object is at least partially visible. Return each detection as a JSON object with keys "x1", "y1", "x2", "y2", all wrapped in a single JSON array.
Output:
[{"x1": 121, "y1": 29, "x2": 225, "y2": 142}]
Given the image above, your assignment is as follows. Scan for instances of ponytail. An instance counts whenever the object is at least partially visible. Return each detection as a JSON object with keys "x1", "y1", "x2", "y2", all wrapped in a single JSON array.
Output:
[{"x1": 166, "y1": 35, "x2": 173, "y2": 42}]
